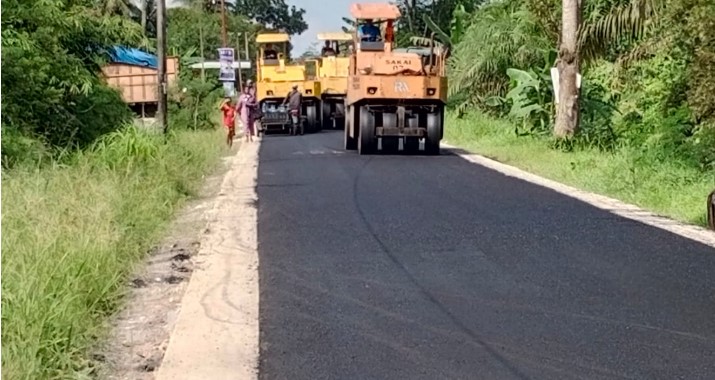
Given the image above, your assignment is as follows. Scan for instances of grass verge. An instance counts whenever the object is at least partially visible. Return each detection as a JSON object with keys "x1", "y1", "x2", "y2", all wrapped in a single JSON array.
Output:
[
  {"x1": 444, "y1": 112, "x2": 715, "y2": 226},
  {"x1": 1, "y1": 126, "x2": 227, "y2": 379}
]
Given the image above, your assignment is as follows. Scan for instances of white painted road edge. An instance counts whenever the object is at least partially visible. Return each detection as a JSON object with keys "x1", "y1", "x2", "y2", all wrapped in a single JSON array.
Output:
[
  {"x1": 156, "y1": 141, "x2": 260, "y2": 380},
  {"x1": 443, "y1": 143, "x2": 715, "y2": 248}
]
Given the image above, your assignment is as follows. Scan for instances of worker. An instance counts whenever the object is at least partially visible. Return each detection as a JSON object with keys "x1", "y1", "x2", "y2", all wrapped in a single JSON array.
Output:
[
  {"x1": 358, "y1": 19, "x2": 381, "y2": 42},
  {"x1": 283, "y1": 84, "x2": 303, "y2": 135},
  {"x1": 321, "y1": 41, "x2": 336, "y2": 57},
  {"x1": 264, "y1": 45, "x2": 278, "y2": 60}
]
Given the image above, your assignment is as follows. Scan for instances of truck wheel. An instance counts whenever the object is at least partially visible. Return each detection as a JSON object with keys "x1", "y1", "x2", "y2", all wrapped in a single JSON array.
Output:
[
  {"x1": 344, "y1": 106, "x2": 357, "y2": 150},
  {"x1": 306, "y1": 104, "x2": 318, "y2": 132},
  {"x1": 358, "y1": 106, "x2": 376, "y2": 155},
  {"x1": 425, "y1": 110, "x2": 442, "y2": 155}
]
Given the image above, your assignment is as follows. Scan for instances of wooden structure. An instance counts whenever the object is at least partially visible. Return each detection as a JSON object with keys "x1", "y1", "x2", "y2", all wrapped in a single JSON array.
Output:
[{"x1": 102, "y1": 57, "x2": 179, "y2": 104}]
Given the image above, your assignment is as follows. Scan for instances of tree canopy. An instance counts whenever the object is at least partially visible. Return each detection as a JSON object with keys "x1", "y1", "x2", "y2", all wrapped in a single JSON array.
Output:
[{"x1": 233, "y1": 0, "x2": 309, "y2": 36}]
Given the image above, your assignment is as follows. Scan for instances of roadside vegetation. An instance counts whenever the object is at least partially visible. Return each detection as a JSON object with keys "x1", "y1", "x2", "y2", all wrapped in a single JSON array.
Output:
[
  {"x1": 1, "y1": 0, "x2": 308, "y2": 378},
  {"x1": 394, "y1": 0, "x2": 715, "y2": 225},
  {"x1": 1, "y1": 128, "x2": 224, "y2": 379}
]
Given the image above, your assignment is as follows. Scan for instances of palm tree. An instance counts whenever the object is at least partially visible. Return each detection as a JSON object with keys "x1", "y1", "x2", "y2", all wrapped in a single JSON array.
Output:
[
  {"x1": 553, "y1": 0, "x2": 581, "y2": 138},
  {"x1": 578, "y1": 0, "x2": 664, "y2": 64},
  {"x1": 555, "y1": 0, "x2": 664, "y2": 136},
  {"x1": 136, "y1": 0, "x2": 157, "y2": 36}
]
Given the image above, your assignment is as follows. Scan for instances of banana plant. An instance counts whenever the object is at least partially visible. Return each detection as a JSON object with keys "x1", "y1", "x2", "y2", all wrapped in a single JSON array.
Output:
[{"x1": 409, "y1": 2, "x2": 470, "y2": 53}]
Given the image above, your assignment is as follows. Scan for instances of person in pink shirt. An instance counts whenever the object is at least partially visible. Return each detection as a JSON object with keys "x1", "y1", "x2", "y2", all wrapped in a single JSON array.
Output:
[{"x1": 236, "y1": 80, "x2": 258, "y2": 143}]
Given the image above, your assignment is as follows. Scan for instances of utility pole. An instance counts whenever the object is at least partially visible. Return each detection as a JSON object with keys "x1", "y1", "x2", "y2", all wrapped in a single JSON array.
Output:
[
  {"x1": 236, "y1": 33, "x2": 243, "y2": 89},
  {"x1": 244, "y1": 33, "x2": 251, "y2": 80},
  {"x1": 157, "y1": 0, "x2": 168, "y2": 136},
  {"x1": 220, "y1": 0, "x2": 228, "y2": 47}
]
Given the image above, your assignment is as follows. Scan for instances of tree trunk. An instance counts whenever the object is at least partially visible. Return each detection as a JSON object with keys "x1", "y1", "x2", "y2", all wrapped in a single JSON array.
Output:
[
  {"x1": 554, "y1": 0, "x2": 582, "y2": 138},
  {"x1": 140, "y1": 0, "x2": 147, "y2": 34}
]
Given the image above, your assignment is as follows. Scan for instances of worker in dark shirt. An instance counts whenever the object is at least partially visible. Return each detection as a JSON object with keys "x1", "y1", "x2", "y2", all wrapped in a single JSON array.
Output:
[
  {"x1": 283, "y1": 85, "x2": 303, "y2": 135},
  {"x1": 321, "y1": 41, "x2": 336, "y2": 57}
]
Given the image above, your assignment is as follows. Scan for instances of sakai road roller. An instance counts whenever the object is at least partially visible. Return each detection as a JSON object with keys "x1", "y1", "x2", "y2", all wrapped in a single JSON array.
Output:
[
  {"x1": 254, "y1": 33, "x2": 322, "y2": 135},
  {"x1": 316, "y1": 32, "x2": 352, "y2": 129},
  {"x1": 344, "y1": 3, "x2": 448, "y2": 155}
]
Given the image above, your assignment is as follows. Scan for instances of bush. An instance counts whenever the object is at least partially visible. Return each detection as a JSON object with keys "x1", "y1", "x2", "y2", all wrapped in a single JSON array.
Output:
[
  {"x1": 169, "y1": 77, "x2": 225, "y2": 131},
  {"x1": 1, "y1": 126, "x2": 225, "y2": 379}
]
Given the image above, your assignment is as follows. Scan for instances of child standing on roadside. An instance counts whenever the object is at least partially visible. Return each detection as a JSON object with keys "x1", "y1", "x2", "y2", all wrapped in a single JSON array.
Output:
[{"x1": 219, "y1": 97, "x2": 236, "y2": 147}]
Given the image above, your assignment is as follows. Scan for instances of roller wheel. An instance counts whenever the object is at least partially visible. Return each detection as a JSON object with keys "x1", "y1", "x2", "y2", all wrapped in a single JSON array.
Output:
[
  {"x1": 335, "y1": 102, "x2": 346, "y2": 130},
  {"x1": 404, "y1": 137, "x2": 420, "y2": 154},
  {"x1": 425, "y1": 110, "x2": 443, "y2": 155},
  {"x1": 382, "y1": 113, "x2": 397, "y2": 128},
  {"x1": 358, "y1": 106, "x2": 376, "y2": 155},
  {"x1": 382, "y1": 137, "x2": 399, "y2": 153},
  {"x1": 306, "y1": 104, "x2": 318, "y2": 132},
  {"x1": 322, "y1": 101, "x2": 332, "y2": 130},
  {"x1": 344, "y1": 106, "x2": 357, "y2": 150}
]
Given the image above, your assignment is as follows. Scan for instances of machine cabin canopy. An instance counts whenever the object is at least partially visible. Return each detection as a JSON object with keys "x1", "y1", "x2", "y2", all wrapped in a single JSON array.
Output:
[
  {"x1": 256, "y1": 33, "x2": 290, "y2": 44},
  {"x1": 317, "y1": 32, "x2": 353, "y2": 57},
  {"x1": 349, "y1": 3, "x2": 400, "y2": 20},
  {"x1": 317, "y1": 32, "x2": 353, "y2": 41},
  {"x1": 256, "y1": 34, "x2": 290, "y2": 63}
]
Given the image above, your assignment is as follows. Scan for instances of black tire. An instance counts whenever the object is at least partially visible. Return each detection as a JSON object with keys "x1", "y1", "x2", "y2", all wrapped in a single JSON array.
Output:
[
  {"x1": 335, "y1": 102, "x2": 346, "y2": 130},
  {"x1": 322, "y1": 101, "x2": 332, "y2": 130},
  {"x1": 382, "y1": 137, "x2": 399, "y2": 153},
  {"x1": 425, "y1": 110, "x2": 443, "y2": 155},
  {"x1": 344, "y1": 106, "x2": 358, "y2": 150},
  {"x1": 306, "y1": 104, "x2": 319, "y2": 132},
  {"x1": 358, "y1": 106, "x2": 376, "y2": 155},
  {"x1": 404, "y1": 137, "x2": 420, "y2": 154},
  {"x1": 407, "y1": 115, "x2": 418, "y2": 129},
  {"x1": 382, "y1": 113, "x2": 397, "y2": 128}
]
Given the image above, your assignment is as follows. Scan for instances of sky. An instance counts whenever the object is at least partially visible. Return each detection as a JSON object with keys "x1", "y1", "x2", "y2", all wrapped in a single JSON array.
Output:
[
  {"x1": 287, "y1": 0, "x2": 384, "y2": 55},
  {"x1": 165, "y1": 0, "x2": 384, "y2": 55}
]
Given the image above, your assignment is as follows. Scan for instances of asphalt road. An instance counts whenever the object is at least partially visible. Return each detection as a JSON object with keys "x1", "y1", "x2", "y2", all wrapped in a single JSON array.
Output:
[{"x1": 257, "y1": 130, "x2": 715, "y2": 380}]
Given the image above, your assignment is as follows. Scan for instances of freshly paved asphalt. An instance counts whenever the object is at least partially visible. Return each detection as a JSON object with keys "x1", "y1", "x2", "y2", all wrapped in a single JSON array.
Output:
[{"x1": 257, "y1": 130, "x2": 715, "y2": 380}]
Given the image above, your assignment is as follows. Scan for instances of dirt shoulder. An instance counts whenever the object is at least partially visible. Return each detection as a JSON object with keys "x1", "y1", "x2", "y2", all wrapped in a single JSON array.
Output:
[{"x1": 98, "y1": 139, "x2": 259, "y2": 379}]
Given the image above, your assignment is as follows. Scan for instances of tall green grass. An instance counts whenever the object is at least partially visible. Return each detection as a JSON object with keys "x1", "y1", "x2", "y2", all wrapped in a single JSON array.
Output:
[
  {"x1": 444, "y1": 112, "x2": 715, "y2": 226},
  {"x1": 1, "y1": 126, "x2": 226, "y2": 379}
]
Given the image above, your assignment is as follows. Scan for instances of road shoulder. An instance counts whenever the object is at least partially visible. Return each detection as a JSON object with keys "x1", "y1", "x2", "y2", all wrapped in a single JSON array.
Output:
[
  {"x1": 155, "y1": 141, "x2": 260, "y2": 380},
  {"x1": 445, "y1": 143, "x2": 715, "y2": 248}
]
